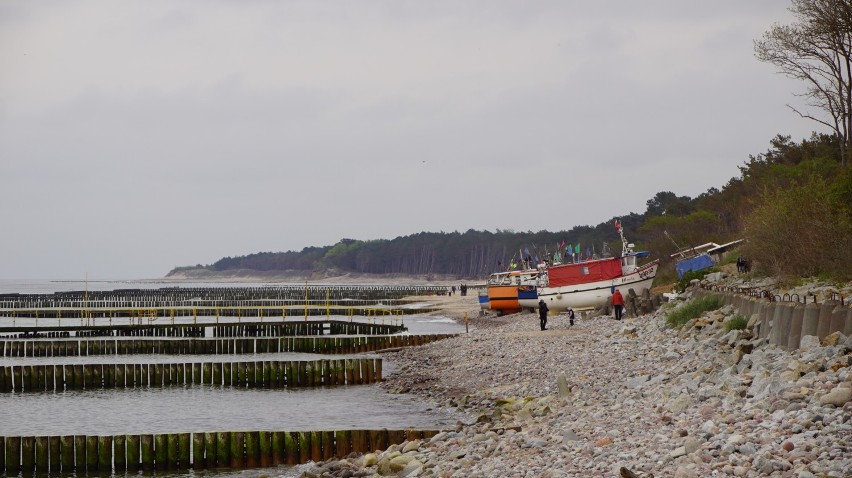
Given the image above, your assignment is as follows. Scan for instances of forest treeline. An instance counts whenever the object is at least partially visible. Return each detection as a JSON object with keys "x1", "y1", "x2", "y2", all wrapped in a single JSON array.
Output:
[{"x1": 169, "y1": 133, "x2": 852, "y2": 283}]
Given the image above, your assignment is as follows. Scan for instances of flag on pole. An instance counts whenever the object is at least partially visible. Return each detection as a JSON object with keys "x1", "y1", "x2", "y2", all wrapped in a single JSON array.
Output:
[
  {"x1": 614, "y1": 220, "x2": 622, "y2": 233},
  {"x1": 575, "y1": 244, "x2": 580, "y2": 253}
]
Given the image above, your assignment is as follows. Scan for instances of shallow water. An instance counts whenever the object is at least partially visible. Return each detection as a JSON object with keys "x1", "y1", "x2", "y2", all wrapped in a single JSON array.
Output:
[{"x1": 0, "y1": 384, "x2": 462, "y2": 436}]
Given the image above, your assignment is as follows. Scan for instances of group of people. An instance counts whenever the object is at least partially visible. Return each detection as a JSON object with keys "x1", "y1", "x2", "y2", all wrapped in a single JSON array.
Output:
[
  {"x1": 536, "y1": 299, "x2": 575, "y2": 331},
  {"x1": 449, "y1": 284, "x2": 469, "y2": 296},
  {"x1": 536, "y1": 289, "x2": 623, "y2": 330}
]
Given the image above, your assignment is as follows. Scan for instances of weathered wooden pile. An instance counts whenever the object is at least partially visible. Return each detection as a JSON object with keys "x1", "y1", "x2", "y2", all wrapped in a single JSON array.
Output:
[
  {"x1": 1, "y1": 357, "x2": 383, "y2": 392},
  {"x1": 0, "y1": 285, "x2": 446, "y2": 319},
  {"x1": 0, "y1": 332, "x2": 451, "y2": 357},
  {"x1": 0, "y1": 429, "x2": 440, "y2": 473}
]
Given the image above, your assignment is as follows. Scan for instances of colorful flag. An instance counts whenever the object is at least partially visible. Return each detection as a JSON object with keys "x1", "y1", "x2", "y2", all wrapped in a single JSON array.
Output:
[
  {"x1": 566, "y1": 243, "x2": 572, "y2": 254},
  {"x1": 615, "y1": 220, "x2": 622, "y2": 232},
  {"x1": 575, "y1": 244, "x2": 580, "y2": 253}
]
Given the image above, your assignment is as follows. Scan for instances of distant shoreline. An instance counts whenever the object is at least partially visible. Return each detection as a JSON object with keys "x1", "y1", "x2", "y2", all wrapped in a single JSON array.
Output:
[{"x1": 165, "y1": 269, "x2": 482, "y2": 286}]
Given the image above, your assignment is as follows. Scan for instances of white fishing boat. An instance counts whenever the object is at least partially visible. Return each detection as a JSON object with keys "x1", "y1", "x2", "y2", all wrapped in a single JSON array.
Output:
[{"x1": 536, "y1": 221, "x2": 659, "y2": 311}]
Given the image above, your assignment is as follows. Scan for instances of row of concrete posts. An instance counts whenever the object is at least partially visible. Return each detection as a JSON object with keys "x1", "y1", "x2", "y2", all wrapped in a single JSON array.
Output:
[{"x1": 694, "y1": 288, "x2": 852, "y2": 350}]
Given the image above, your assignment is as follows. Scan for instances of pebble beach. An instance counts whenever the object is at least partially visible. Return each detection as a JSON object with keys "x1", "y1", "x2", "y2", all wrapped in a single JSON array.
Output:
[{"x1": 295, "y1": 280, "x2": 852, "y2": 478}]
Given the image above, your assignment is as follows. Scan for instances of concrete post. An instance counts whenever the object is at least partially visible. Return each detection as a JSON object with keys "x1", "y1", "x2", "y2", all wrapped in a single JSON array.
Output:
[
  {"x1": 801, "y1": 303, "x2": 820, "y2": 339},
  {"x1": 787, "y1": 303, "x2": 805, "y2": 350}
]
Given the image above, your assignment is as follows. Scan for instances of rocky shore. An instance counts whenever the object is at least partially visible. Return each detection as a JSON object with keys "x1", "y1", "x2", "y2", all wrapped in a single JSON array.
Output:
[{"x1": 292, "y1": 280, "x2": 852, "y2": 477}]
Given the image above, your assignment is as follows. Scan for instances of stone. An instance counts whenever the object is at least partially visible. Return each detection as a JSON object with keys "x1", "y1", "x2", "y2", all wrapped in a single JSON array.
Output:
[
  {"x1": 557, "y1": 373, "x2": 571, "y2": 398},
  {"x1": 819, "y1": 386, "x2": 852, "y2": 406},
  {"x1": 670, "y1": 446, "x2": 687, "y2": 458},
  {"x1": 399, "y1": 461, "x2": 424, "y2": 477},
  {"x1": 668, "y1": 393, "x2": 692, "y2": 414},
  {"x1": 402, "y1": 441, "x2": 421, "y2": 453},
  {"x1": 821, "y1": 331, "x2": 845, "y2": 346},
  {"x1": 799, "y1": 335, "x2": 821, "y2": 351},
  {"x1": 625, "y1": 374, "x2": 650, "y2": 389},
  {"x1": 360, "y1": 453, "x2": 378, "y2": 467},
  {"x1": 684, "y1": 437, "x2": 703, "y2": 454}
]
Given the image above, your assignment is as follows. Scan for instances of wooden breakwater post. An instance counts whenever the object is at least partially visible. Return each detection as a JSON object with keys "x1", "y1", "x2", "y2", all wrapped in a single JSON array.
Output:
[
  {"x1": 98, "y1": 435, "x2": 112, "y2": 471},
  {"x1": 60, "y1": 435, "x2": 73, "y2": 470},
  {"x1": 140, "y1": 434, "x2": 154, "y2": 471},
  {"x1": 21, "y1": 436, "x2": 34, "y2": 473},
  {"x1": 114, "y1": 435, "x2": 126, "y2": 471},
  {"x1": 74, "y1": 435, "x2": 85, "y2": 472}
]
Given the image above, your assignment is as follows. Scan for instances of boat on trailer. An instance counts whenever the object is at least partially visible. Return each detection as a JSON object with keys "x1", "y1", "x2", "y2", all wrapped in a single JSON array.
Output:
[{"x1": 536, "y1": 222, "x2": 659, "y2": 312}]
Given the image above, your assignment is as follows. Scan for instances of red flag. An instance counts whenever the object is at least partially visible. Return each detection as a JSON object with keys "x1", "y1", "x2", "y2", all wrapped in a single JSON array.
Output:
[{"x1": 614, "y1": 220, "x2": 621, "y2": 232}]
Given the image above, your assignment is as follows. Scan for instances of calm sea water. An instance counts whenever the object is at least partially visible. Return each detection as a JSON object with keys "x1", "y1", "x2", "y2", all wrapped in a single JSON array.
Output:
[{"x1": 0, "y1": 279, "x2": 466, "y2": 478}]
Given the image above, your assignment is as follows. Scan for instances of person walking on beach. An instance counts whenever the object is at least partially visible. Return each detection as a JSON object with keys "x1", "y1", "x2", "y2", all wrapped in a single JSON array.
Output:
[
  {"x1": 611, "y1": 289, "x2": 624, "y2": 320},
  {"x1": 538, "y1": 299, "x2": 549, "y2": 330},
  {"x1": 568, "y1": 308, "x2": 575, "y2": 326}
]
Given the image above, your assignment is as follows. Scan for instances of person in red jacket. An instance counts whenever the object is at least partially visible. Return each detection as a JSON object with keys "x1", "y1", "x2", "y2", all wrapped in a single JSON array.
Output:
[{"x1": 611, "y1": 289, "x2": 624, "y2": 320}]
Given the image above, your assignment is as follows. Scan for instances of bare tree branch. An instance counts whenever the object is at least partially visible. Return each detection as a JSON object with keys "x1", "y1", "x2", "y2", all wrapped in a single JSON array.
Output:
[{"x1": 755, "y1": 0, "x2": 852, "y2": 166}]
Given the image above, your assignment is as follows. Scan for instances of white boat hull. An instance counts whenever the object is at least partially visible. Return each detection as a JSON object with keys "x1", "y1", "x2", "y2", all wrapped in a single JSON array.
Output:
[
  {"x1": 537, "y1": 262, "x2": 658, "y2": 312},
  {"x1": 518, "y1": 297, "x2": 539, "y2": 309}
]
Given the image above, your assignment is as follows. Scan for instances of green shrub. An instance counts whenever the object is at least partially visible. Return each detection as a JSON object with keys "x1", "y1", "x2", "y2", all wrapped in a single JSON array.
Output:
[
  {"x1": 724, "y1": 315, "x2": 748, "y2": 332},
  {"x1": 665, "y1": 295, "x2": 723, "y2": 328},
  {"x1": 674, "y1": 267, "x2": 719, "y2": 293},
  {"x1": 741, "y1": 175, "x2": 852, "y2": 281}
]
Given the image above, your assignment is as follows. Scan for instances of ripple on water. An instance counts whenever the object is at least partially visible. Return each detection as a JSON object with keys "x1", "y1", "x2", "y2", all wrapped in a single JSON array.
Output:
[{"x1": 0, "y1": 384, "x2": 462, "y2": 436}]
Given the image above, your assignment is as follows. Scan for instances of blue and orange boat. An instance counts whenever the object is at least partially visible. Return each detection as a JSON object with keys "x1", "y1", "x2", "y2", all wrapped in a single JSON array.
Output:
[{"x1": 483, "y1": 268, "x2": 544, "y2": 315}]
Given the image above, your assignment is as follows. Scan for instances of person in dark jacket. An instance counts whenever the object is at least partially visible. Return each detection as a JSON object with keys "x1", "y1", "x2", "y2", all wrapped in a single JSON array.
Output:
[{"x1": 538, "y1": 299, "x2": 549, "y2": 330}]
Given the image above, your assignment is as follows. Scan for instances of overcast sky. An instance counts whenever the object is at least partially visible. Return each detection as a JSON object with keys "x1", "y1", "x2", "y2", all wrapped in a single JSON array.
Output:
[{"x1": 1, "y1": 1, "x2": 819, "y2": 280}]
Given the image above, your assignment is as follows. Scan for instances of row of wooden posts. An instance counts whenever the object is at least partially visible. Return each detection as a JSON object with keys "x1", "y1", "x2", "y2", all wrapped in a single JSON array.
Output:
[
  {"x1": 0, "y1": 320, "x2": 406, "y2": 339},
  {"x1": 0, "y1": 284, "x2": 447, "y2": 308},
  {"x1": 0, "y1": 358, "x2": 382, "y2": 393},
  {"x1": 0, "y1": 333, "x2": 454, "y2": 358},
  {"x1": 0, "y1": 428, "x2": 440, "y2": 473},
  {"x1": 0, "y1": 305, "x2": 425, "y2": 320}
]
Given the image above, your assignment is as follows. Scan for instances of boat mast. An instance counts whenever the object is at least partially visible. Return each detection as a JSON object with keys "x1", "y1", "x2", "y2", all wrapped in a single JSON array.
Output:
[
  {"x1": 615, "y1": 219, "x2": 632, "y2": 255},
  {"x1": 664, "y1": 230, "x2": 687, "y2": 258}
]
